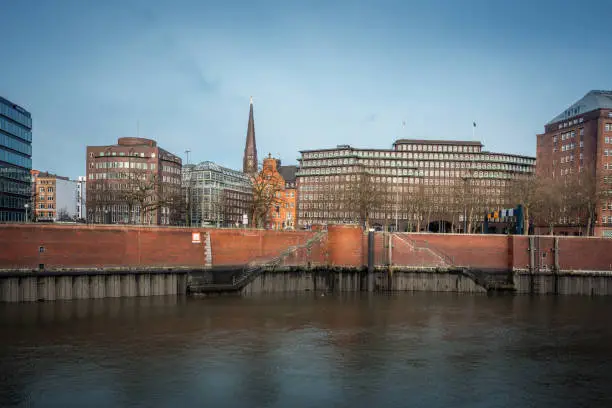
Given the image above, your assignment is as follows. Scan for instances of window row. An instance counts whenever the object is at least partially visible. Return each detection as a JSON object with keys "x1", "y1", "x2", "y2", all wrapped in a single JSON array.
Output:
[
  {"x1": 92, "y1": 161, "x2": 156, "y2": 170},
  {"x1": 0, "y1": 148, "x2": 32, "y2": 169},
  {"x1": 558, "y1": 117, "x2": 584, "y2": 130},
  {"x1": 0, "y1": 102, "x2": 31, "y2": 128},
  {"x1": 0, "y1": 117, "x2": 31, "y2": 142},
  {"x1": 94, "y1": 151, "x2": 151, "y2": 158},
  {"x1": 37, "y1": 203, "x2": 55, "y2": 209},
  {"x1": 397, "y1": 143, "x2": 481, "y2": 153},
  {"x1": 0, "y1": 178, "x2": 30, "y2": 195},
  {"x1": 0, "y1": 209, "x2": 25, "y2": 222},
  {"x1": 162, "y1": 165, "x2": 181, "y2": 174},
  {"x1": 0, "y1": 132, "x2": 32, "y2": 156},
  {"x1": 0, "y1": 194, "x2": 28, "y2": 209},
  {"x1": 560, "y1": 143, "x2": 576, "y2": 152},
  {"x1": 303, "y1": 151, "x2": 534, "y2": 165}
]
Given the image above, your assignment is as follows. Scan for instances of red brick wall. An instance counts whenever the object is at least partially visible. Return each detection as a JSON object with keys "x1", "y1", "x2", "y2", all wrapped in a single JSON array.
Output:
[
  {"x1": 209, "y1": 229, "x2": 316, "y2": 266},
  {"x1": 0, "y1": 224, "x2": 208, "y2": 269},
  {"x1": 328, "y1": 224, "x2": 363, "y2": 267},
  {"x1": 511, "y1": 235, "x2": 530, "y2": 270},
  {"x1": 391, "y1": 234, "x2": 447, "y2": 267},
  {"x1": 559, "y1": 238, "x2": 612, "y2": 271},
  {"x1": 400, "y1": 234, "x2": 510, "y2": 269},
  {"x1": 6, "y1": 224, "x2": 612, "y2": 272},
  {"x1": 0, "y1": 224, "x2": 316, "y2": 270}
]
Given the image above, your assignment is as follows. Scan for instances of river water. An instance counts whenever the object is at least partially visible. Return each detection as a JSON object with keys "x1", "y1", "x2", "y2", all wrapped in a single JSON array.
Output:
[{"x1": 1, "y1": 293, "x2": 611, "y2": 408}]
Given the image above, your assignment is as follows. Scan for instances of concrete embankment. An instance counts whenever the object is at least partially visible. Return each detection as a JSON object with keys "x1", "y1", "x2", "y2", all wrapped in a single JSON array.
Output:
[
  {"x1": 514, "y1": 269, "x2": 612, "y2": 295},
  {"x1": 238, "y1": 267, "x2": 612, "y2": 296},
  {"x1": 240, "y1": 268, "x2": 487, "y2": 295},
  {"x1": 0, "y1": 268, "x2": 188, "y2": 303},
  {"x1": 3, "y1": 267, "x2": 612, "y2": 303}
]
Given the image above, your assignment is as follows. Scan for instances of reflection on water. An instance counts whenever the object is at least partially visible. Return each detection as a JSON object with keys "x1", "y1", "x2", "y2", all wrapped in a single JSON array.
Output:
[{"x1": 1, "y1": 293, "x2": 612, "y2": 408}]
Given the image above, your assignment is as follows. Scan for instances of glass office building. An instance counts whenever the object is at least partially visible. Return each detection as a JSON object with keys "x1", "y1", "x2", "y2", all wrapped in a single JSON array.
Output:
[{"x1": 0, "y1": 96, "x2": 32, "y2": 222}]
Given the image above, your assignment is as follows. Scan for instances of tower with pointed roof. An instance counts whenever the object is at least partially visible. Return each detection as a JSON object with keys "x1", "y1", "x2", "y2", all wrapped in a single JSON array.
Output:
[{"x1": 243, "y1": 96, "x2": 258, "y2": 175}]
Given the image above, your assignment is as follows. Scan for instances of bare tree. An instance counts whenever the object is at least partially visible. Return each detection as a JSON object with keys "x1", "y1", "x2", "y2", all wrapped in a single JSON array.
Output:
[
  {"x1": 56, "y1": 208, "x2": 72, "y2": 222},
  {"x1": 531, "y1": 177, "x2": 565, "y2": 234},
  {"x1": 565, "y1": 169, "x2": 602, "y2": 236},
  {"x1": 249, "y1": 169, "x2": 284, "y2": 228},
  {"x1": 507, "y1": 175, "x2": 539, "y2": 235},
  {"x1": 343, "y1": 170, "x2": 392, "y2": 229}
]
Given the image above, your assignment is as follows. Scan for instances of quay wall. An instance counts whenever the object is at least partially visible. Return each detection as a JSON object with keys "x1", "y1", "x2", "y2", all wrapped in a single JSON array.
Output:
[{"x1": 0, "y1": 270, "x2": 187, "y2": 302}]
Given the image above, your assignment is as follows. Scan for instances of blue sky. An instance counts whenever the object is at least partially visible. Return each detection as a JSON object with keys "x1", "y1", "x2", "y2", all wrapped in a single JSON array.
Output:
[{"x1": 1, "y1": 0, "x2": 611, "y2": 178}]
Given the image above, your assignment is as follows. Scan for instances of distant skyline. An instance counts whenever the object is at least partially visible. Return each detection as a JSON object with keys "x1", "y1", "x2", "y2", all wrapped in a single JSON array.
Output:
[{"x1": 2, "y1": 0, "x2": 611, "y2": 179}]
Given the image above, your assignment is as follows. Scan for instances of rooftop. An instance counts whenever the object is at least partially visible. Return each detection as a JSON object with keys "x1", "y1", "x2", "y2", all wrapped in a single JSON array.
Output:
[
  {"x1": 394, "y1": 139, "x2": 483, "y2": 146},
  {"x1": 279, "y1": 165, "x2": 297, "y2": 183},
  {"x1": 34, "y1": 171, "x2": 69, "y2": 180},
  {"x1": 183, "y1": 161, "x2": 249, "y2": 179},
  {"x1": 547, "y1": 90, "x2": 612, "y2": 125},
  {"x1": 0, "y1": 95, "x2": 31, "y2": 117}
]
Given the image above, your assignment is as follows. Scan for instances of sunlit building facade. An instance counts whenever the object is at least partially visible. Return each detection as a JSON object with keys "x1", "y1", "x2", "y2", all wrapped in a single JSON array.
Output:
[{"x1": 297, "y1": 140, "x2": 535, "y2": 232}]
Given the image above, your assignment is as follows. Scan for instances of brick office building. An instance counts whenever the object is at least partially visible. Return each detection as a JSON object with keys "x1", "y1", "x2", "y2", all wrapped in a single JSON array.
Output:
[
  {"x1": 536, "y1": 90, "x2": 612, "y2": 236},
  {"x1": 297, "y1": 140, "x2": 535, "y2": 232},
  {"x1": 259, "y1": 155, "x2": 297, "y2": 230},
  {"x1": 86, "y1": 137, "x2": 182, "y2": 225}
]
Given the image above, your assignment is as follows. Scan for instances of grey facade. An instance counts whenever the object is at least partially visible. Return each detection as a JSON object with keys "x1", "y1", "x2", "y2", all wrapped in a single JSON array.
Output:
[
  {"x1": 183, "y1": 161, "x2": 252, "y2": 227},
  {"x1": 0, "y1": 96, "x2": 32, "y2": 222}
]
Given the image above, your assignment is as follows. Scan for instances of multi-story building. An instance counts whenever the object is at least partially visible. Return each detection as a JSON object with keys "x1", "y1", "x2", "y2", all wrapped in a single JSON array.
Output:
[
  {"x1": 31, "y1": 171, "x2": 83, "y2": 222},
  {"x1": 0, "y1": 96, "x2": 32, "y2": 222},
  {"x1": 183, "y1": 161, "x2": 252, "y2": 227},
  {"x1": 279, "y1": 162, "x2": 297, "y2": 230},
  {"x1": 259, "y1": 155, "x2": 298, "y2": 230},
  {"x1": 297, "y1": 140, "x2": 535, "y2": 232},
  {"x1": 86, "y1": 137, "x2": 182, "y2": 225},
  {"x1": 536, "y1": 90, "x2": 612, "y2": 236}
]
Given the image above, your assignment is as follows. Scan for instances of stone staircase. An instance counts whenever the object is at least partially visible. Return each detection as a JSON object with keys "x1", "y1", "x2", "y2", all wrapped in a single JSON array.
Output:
[
  {"x1": 392, "y1": 233, "x2": 515, "y2": 293},
  {"x1": 188, "y1": 231, "x2": 326, "y2": 294},
  {"x1": 459, "y1": 268, "x2": 515, "y2": 293}
]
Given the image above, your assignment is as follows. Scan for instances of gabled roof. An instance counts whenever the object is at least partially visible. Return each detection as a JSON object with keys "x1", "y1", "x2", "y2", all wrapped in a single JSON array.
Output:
[
  {"x1": 278, "y1": 165, "x2": 297, "y2": 184},
  {"x1": 547, "y1": 90, "x2": 612, "y2": 125}
]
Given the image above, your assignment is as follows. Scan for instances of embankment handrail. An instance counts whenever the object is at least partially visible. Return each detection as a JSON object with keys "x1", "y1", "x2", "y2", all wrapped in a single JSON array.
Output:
[{"x1": 200, "y1": 231, "x2": 327, "y2": 292}]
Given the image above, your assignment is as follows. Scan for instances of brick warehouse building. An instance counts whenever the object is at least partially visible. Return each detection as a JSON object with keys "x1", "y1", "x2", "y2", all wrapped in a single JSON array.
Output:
[
  {"x1": 536, "y1": 90, "x2": 612, "y2": 236},
  {"x1": 297, "y1": 140, "x2": 535, "y2": 232},
  {"x1": 86, "y1": 137, "x2": 182, "y2": 225}
]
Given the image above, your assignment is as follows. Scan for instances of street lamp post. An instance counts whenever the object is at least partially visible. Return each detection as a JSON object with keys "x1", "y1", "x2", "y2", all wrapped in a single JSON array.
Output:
[{"x1": 24, "y1": 203, "x2": 29, "y2": 223}]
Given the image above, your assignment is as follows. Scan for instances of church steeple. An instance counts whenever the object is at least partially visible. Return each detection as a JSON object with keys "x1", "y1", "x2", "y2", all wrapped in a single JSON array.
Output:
[{"x1": 243, "y1": 96, "x2": 258, "y2": 174}]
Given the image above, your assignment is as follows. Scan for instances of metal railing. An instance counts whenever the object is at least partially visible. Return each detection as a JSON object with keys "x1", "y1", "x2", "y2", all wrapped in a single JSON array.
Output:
[{"x1": 196, "y1": 231, "x2": 327, "y2": 293}]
